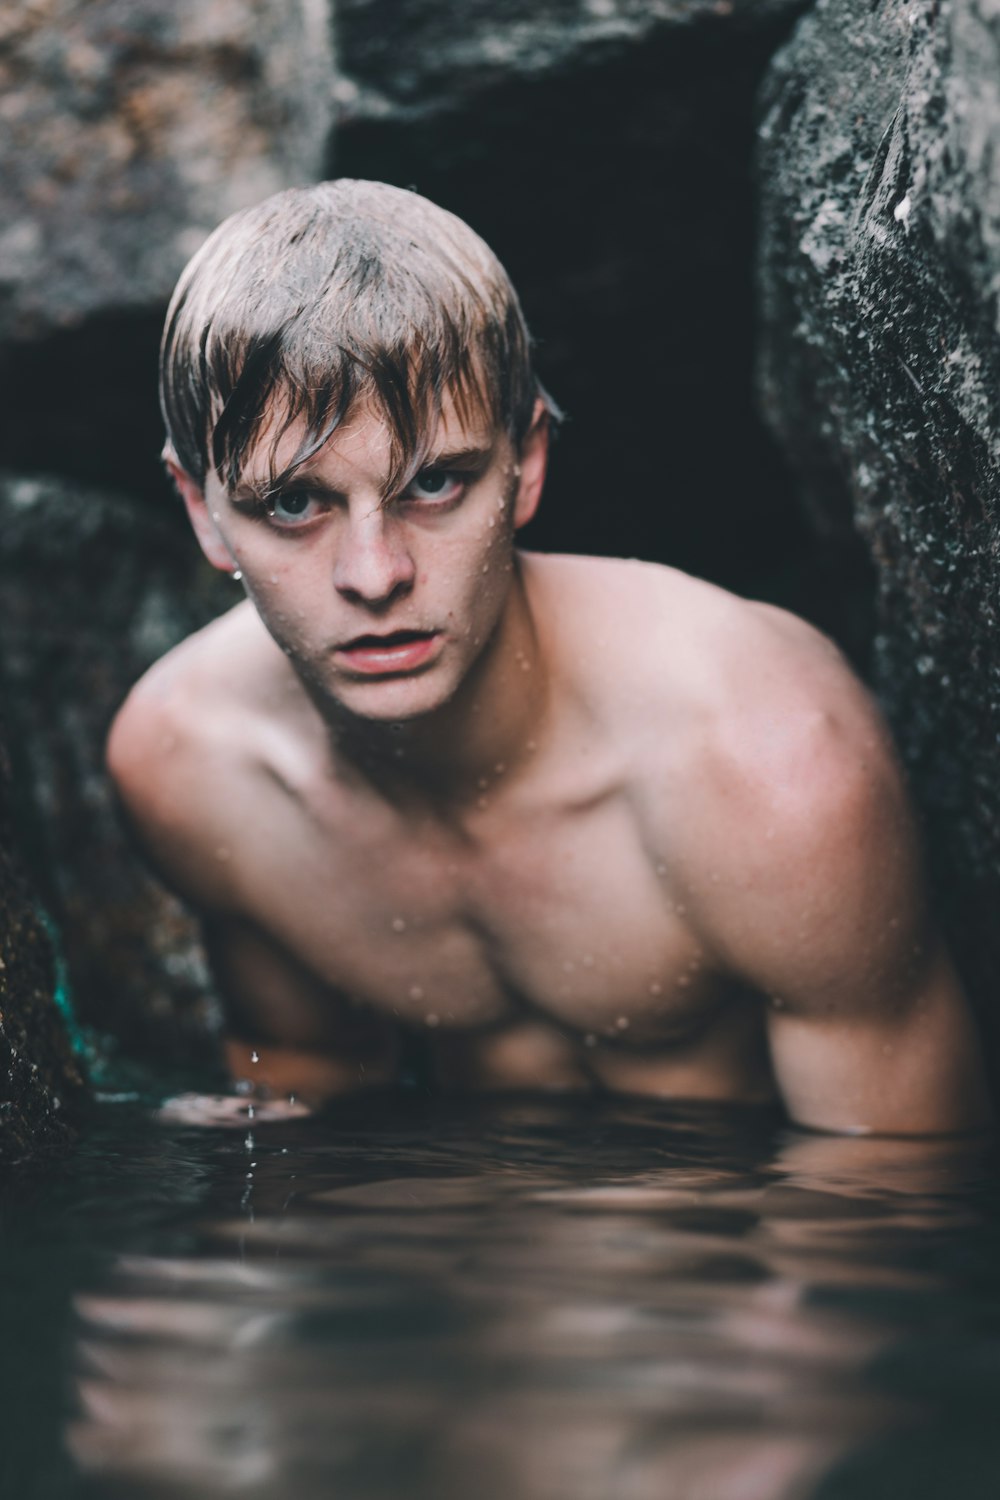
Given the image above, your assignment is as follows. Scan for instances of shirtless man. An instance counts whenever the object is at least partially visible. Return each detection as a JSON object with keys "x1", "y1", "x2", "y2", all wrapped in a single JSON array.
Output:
[{"x1": 107, "y1": 179, "x2": 991, "y2": 1134}]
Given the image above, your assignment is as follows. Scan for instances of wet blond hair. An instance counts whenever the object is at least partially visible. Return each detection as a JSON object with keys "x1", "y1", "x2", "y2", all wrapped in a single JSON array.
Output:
[{"x1": 160, "y1": 179, "x2": 555, "y2": 500}]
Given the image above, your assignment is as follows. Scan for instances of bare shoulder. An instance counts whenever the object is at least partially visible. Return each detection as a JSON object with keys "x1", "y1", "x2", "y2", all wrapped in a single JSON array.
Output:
[
  {"x1": 106, "y1": 601, "x2": 305, "y2": 908},
  {"x1": 527, "y1": 551, "x2": 913, "y2": 915},
  {"x1": 615, "y1": 569, "x2": 920, "y2": 982}
]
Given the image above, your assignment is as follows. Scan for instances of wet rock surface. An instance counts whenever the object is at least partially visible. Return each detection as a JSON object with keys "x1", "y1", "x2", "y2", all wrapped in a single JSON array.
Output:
[
  {"x1": 334, "y1": 0, "x2": 807, "y2": 120},
  {"x1": 0, "y1": 474, "x2": 230, "y2": 1065},
  {"x1": 0, "y1": 743, "x2": 85, "y2": 1162},
  {"x1": 0, "y1": 0, "x2": 334, "y2": 343},
  {"x1": 757, "y1": 0, "x2": 1000, "y2": 1069}
]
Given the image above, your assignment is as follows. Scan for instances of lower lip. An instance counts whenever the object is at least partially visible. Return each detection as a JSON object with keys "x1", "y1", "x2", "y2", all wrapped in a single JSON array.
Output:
[{"x1": 335, "y1": 632, "x2": 442, "y2": 676}]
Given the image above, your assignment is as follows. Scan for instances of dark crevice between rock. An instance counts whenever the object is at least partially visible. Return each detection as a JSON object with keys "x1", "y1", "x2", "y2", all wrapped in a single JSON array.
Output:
[{"x1": 0, "y1": 309, "x2": 175, "y2": 508}]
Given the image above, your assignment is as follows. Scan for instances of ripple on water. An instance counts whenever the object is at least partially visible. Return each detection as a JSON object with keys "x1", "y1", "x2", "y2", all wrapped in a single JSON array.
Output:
[{"x1": 2, "y1": 1095, "x2": 997, "y2": 1500}]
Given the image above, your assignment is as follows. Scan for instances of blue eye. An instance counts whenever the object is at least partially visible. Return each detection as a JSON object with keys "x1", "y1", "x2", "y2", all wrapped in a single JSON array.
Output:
[
  {"x1": 269, "y1": 491, "x2": 317, "y2": 523},
  {"x1": 404, "y1": 469, "x2": 464, "y2": 503}
]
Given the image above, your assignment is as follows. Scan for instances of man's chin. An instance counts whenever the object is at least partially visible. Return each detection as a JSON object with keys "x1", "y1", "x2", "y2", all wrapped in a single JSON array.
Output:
[{"x1": 321, "y1": 667, "x2": 461, "y2": 728}]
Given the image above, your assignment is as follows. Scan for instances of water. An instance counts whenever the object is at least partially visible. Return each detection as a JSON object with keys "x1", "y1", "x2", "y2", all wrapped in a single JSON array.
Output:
[{"x1": 3, "y1": 1092, "x2": 1000, "y2": 1500}]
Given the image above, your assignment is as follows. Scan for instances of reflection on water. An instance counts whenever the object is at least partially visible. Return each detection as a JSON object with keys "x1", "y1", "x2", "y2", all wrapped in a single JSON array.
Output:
[{"x1": 3, "y1": 1096, "x2": 1000, "y2": 1499}]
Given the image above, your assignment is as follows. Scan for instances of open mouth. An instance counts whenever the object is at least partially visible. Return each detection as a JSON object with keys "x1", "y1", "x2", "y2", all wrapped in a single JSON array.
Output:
[
  {"x1": 344, "y1": 630, "x2": 434, "y2": 649},
  {"x1": 336, "y1": 628, "x2": 442, "y2": 675}
]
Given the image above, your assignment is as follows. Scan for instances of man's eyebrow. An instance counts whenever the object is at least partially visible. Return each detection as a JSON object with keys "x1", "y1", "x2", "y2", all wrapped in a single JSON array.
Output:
[
  {"x1": 423, "y1": 443, "x2": 495, "y2": 468},
  {"x1": 228, "y1": 475, "x2": 344, "y2": 506}
]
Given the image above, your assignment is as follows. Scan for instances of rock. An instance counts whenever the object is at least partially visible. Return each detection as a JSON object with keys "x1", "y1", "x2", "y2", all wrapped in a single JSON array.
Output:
[
  {"x1": 0, "y1": 0, "x2": 335, "y2": 344},
  {"x1": 0, "y1": 740, "x2": 85, "y2": 1161},
  {"x1": 334, "y1": 0, "x2": 808, "y2": 122},
  {"x1": 0, "y1": 473, "x2": 233, "y2": 1063},
  {"x1": 757, "y1": 0, "x2": 1000, "y2": 1068}
]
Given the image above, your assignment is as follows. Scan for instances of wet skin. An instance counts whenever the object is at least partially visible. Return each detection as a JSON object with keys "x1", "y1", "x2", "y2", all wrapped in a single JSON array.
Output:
[{"x1": 108, "y1": 398, "x2": 992, "y2": 1133}]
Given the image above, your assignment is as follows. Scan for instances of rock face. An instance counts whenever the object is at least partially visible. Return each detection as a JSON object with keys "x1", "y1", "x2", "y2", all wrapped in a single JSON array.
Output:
[
  {"x1": 757, "y1": 0, "x2": 1000, "y2": 1071},
  {"x1": 0, "y1": 743, "x2": 85, "y2": 1162},
  {"x1": 0, "y1": 474, "x2": 231, "y2": 1064},
  {"x1": 0, "y1": 0, "x2": 334, "y2": 343},
  {"x1": 334, "y1": 0, "x2": 806, "y2": 120}
]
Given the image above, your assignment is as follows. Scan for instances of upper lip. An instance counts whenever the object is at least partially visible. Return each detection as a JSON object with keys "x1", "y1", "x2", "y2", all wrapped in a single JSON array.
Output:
[{"x1": 338, "y1": 628, "x2": 439, "y2": 650}]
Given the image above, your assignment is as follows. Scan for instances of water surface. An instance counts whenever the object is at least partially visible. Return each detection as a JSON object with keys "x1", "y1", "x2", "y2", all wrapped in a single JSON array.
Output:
[{"x1": 3, "y1": 1093, "x2": 1000, "y2": 1499}]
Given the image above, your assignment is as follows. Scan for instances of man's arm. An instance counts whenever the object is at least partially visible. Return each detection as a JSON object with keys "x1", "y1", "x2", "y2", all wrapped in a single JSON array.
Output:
[
  {"x1": 106, "y1": 673, "x2": 398, "y2": 1105},
  {"x1": 685, "y1": 696, "x2": 992, "y2": 1136},
  {"x1": 205, "y1": 917, "x2": 400, "y2": 1103}
]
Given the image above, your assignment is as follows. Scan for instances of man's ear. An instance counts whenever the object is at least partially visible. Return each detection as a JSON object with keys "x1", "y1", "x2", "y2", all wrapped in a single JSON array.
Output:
[
  {"x1": 512, "y1": 397, "x2": 550, "y2": 531},
  {"x1": 166, "y1": 457, "x2": 237, "y2": 574}
]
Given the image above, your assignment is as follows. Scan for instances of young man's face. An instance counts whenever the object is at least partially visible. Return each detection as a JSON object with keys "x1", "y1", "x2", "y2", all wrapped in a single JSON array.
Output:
[{"x1": 177, "y1": 392, "x2": 548, "y2": 724}]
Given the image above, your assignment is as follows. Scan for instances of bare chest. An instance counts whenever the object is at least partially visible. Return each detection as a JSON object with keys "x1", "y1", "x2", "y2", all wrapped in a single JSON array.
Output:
[{"x1": 248, "y1": 790, "x2": 719, "y2": 1047}]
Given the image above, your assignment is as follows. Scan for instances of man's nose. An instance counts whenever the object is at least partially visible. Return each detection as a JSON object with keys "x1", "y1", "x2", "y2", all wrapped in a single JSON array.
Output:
[{"x1": 332, "y1": 507, "x2": 415, "y2": 607}]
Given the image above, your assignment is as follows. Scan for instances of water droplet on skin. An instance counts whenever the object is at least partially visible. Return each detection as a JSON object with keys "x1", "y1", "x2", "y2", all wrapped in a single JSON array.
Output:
[
  {"x1": 232, "y1": 569, "x2": 243, "y2": 581},
  {"x1": 409, "y1": 985, "x2": 425, "y2": 1002},
  {"x1": 562, "y1": 960, "x2": 575, "y2": 973},
  {"x1": 477, "y1": 796, "x2": 489, "y2": 810},
  {"x1": 482, "y1": 564, "x2": 489, "y2": 574},
  {"x1": 425, "y1": 1012, "x2": 440, "y2": 1028},
  {"x1": 245, "y1": 1132, "x2": 254, "y2": 1150},
  {"x1": 649, "y1": 981, "x2": 663, "y2": 996},
  {"x1": 616, "y1": 1016, "x2": 629, "y2": 1030},
  {"x1": 251, "y1": 1050, "x2": 260, "y2": 1064},
  {"x1": 477, "y1": 776, "x2": 489, "y2": 790},
  {"x1": 678, "y1": 976, "x2": 691, "y2": 988},
  {"x1": 526, "y1": 740, "x2": 537, "y2": 752},
  {"x1": 494, "y1": 762, "x2": 505, "y2": 775},
  {"x1": 392, "y1": 917, "x2": 406, "y2": 933},
  {"x1": 214, "y1": 845, "x2": 231, "y2": 861}
]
